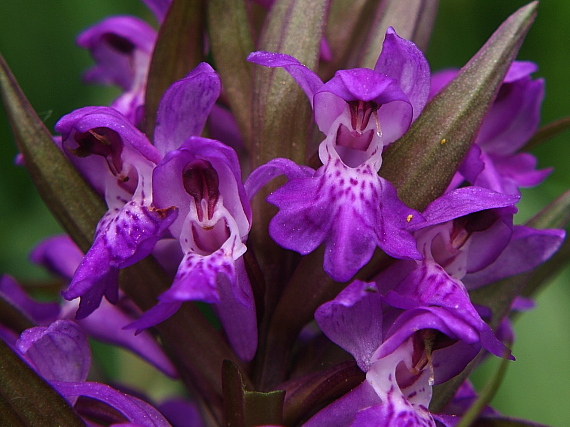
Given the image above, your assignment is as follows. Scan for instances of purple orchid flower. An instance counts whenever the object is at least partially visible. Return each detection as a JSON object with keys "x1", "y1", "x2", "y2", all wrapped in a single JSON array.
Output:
[
  {"x1": 310, "y1": 280, "x2": 472, "y2": 427},
  {"x1": 308, "y1": 186, "x2": 563, "y2": 425},
  {"x1": 246, "y1": 27, "x2": 430, "y2": 281},
  {"x1": 16, "y1": 320, "x2": 172, "y2": 426},
  {"x1": 78, "y1": 16, "x2": 157, "y2": 126},
  {"x1": 126, "y1": 136, "x2": 257, "y2": 361},
  {"x1": 55, "y1": 63, "x2": 221, "y2": 319},
  {"x1": 0, "y1": 235, "x2": 177, "y2": 378},
  {"x1": 431, "y1": 61, "x2": 550, "y2": 195}
]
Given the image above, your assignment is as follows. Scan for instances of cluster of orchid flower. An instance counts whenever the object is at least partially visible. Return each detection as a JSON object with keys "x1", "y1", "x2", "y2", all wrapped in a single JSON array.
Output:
[{"x1": 1, "y1": 1, "x2": 568, "y2": 426}]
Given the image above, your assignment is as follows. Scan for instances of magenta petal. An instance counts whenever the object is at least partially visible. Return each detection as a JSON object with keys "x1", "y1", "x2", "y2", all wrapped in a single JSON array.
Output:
[
  {"x1": 374, "y1": 27, "x2": 431, "y2": 120},
  {"x1": 50, "y1": 381, "x2": 171, "y2": 426},
  {"x1": 158, "y1": 398, "x2": 204, "y2": 427},
  {"x1": 244, "y1": 158, "x2": 314, "y2": 199},
  {"x1": 17, "y1": 320, "x2": 91, "y2": 383},
  {"x1": 246, "y1": 51, "x2": 324, "y2": 107},
  {"x1": 213, "y1": 258, "x2": 257, "y2": 361},
  {"x1": 77, "y1": 16, "x2": 155, "y2": 90},
  {"x1": 268, "y1": 175, "x2": 333, "y2": 256},
  {"x1": 30, "y1": 235, "x2": 84, "y2": 279},
  {"x1": 463, "y1": 226, "x2": 565, "y2": 289},
  {"x1": 412, "y1": 186, "x2": 519, "y2": 231},
  {"x1": 77, "y1": 299, "x2": 177, "y2": 378},
  {"x1": 476, "y1": 73, "x2": 543, "y2": 155},
  {"x1": 0, "y1": 275, "x2": 60, "y2": 325},
  {"x1": 124, "y1": 301, "x2": 182, "y2": 334},
  {"x1": 154, "y1": 63, "x2": 221, "y2": 156},
  {"x1": 160, "y1": 249, "x2": 235, "y2": 304},
  {"x1": 315, "y1": 281, "x2": 383, "y2": 371},
  {"x1": 304, "y1": 382, "x2": 381, "y2": 427}
]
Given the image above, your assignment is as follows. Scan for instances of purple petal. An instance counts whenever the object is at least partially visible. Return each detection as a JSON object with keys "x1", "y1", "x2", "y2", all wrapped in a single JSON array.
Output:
[
  {"x1": 30, "y1": 235, "x2": 84, "y2": 280},
  {"x1": 304, "y1": 382, "x2": 381, "y2": 427},
  {"x1": 246, "y1": 51, "x2": 324, "y2": 107},
  {"x1": 77, "y1": 16, "x2": 155, "y2": 90},
  {"x1": 153, "y1": 137, "x2": 251, "y2": 238},
  {"x1": 76, "y1": 298, "x2": 177, "y2": 378},
  {"x1": 244, "y1": 157, "x2": 314, "y2": 199},
  {"x1": 124, "y1": 301, "x2": 182, "y2": 334},
  {"x1": 268, "y1": 159, "x2": 420, "y2": 281},
  {"x1": 154, "y1": 63, "x2": 221, "y2": 156},
  {"x1": 158, "y1": 398, "x2": 204, "y2": 427},
  {"x1": 476, "y1": 74, "x2": 543, "y2": 155},
  {"x1": 381, "y1": 261, "x2": 511, "y2": 359},
  {"x1": 213, "y1": 258, "x2": 257, "y2": 361},
  {"x1": 0, "y1": 275, "x2": 60, "y2": 325},
  {"x1": 429, "y1": 69, "x2": 457, "y2": 100},
  {"x1": 475, "y1": 152, "x2": 552, "y2": 195},
  {"x1": 17, "y1": 320, "x2": 91, "y2": 383},
  {"x1": 463, "y1": 226, "x2": 565, "y2": 289},
  {"x1": 50, "y1": 381, "x2": 171, "y2": 426},
  {"x1": 319, "y1": 69, "x2": 413, "y2": 143},
  {"x1": 374, "y1": 27, "x2": 431, "y2": 120},
  {"x1": 160, "y1": 249, "x2": 236, "y2": 305},
  {"x1": 315, "y1": 280, "x2": 383, "y2": 371},
  {"x1": 412, "y1": 186, "x2": 519, "y2": 231}
]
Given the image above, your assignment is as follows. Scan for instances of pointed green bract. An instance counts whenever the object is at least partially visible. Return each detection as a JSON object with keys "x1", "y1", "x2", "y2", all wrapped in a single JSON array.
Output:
[
  {"x1": 358, "y1": 0, "x2": 438, "y2": 69},
  {"x1": 0, "y1": 339, "x2": 84, "y2": 426},
  {"x1": 223, "y1": 360, "x2": 284, "y2": 427},
  {"x1": 0, "y1": 54, "x2": 105, "y2": 253},
  {"x1": 207, "y1": 0, "x2": 255, "y2": 148},
  {"x1": 143, "y1": 0, "x2": 204, "y2": 139},
  {"x1": 381, "y1": 2, "x2": 538, "y2": 211}
]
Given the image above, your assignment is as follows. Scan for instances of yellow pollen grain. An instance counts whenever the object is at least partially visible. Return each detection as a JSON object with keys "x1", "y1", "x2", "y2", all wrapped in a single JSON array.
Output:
[
  {"x1": 406, "y1": 214, "x2": 413, "y2": 223},
  {"x1": 440, "y1": 138, "x2": 447, "y2": 145}
]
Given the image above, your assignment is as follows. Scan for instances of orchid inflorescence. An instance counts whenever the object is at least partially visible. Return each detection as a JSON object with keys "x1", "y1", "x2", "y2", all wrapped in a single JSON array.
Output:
[{"x1": 1, "y1": 1, "x2": 569, "y2": 426}]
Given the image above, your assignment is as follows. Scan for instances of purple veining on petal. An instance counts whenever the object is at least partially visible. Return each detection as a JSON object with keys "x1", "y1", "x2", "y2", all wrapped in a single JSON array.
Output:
[
  {"x1": 154, "y1": 63, "x2": 222, "y2": 156},
  {"x1": 51, "y1": 381, "x2": 171, "y2": 426},
  {"x1": 17, "y1": 320, "x2": 91, "y2": 383}
]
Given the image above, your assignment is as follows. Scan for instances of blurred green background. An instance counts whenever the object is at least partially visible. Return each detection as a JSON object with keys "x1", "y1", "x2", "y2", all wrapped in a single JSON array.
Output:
[{"x1": 1, "y1": 1, "x2": 569, "y2": 425}]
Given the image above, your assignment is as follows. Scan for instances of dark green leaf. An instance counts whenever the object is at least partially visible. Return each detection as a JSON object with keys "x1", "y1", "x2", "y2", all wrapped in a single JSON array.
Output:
[
  {"x1": 0, "y1": 54, "x2": 106, "y2": 253},
  {"x1": 358, "y1": 0, "x2": 439, "y2": 69},
  {"x1": 143, "y1": 0, "x2": 204, "y2": 138},
  {"x1": 207, "y1": 0, "x2": 255, "y2": 147},
  {"x1": 223, "y1": 360, "x2": 284, "y2": 427},
  {"x1": 0, "y1": 338, "x2": 84, "y2": 426},
  {"x1": 381, "y1": 2, "x2": 538, "y2": 211}
]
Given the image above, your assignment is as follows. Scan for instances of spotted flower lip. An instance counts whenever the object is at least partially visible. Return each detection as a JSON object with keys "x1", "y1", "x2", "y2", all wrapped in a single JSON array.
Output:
[
  {"x1": 245, "y1": 27, "x2": 430, "y2": 281},
  {"x1": 54, "y1": 63, "x2": 222, "y2": 319},
  {"x1": 126, "y1": 136, "x2": 257, "y2": 361}
]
